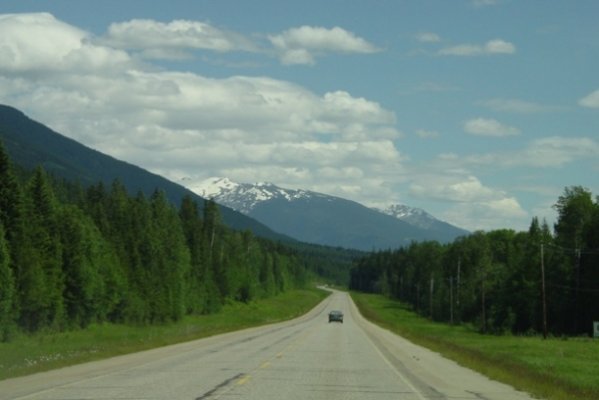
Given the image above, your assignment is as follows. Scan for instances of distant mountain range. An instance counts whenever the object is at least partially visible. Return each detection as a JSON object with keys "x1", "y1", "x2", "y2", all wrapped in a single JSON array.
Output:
[
  {"x1": 0, "y1": 104, "x2": 468, "y2": 251},
  {"x1": 185, "y1": 177, "x2": 469, "y2": 251},
  {"x1": 0, "y1": 104, "x2": 289, "y2": 242}
]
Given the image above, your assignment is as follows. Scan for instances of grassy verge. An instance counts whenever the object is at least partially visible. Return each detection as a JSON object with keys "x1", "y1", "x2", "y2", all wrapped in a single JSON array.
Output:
[
  {"x1": 0, "y1": 288, "x2": 329, "y2": 381},
  {"x1": 351, "y1": 292, "x2": 599, "y2": 400}
]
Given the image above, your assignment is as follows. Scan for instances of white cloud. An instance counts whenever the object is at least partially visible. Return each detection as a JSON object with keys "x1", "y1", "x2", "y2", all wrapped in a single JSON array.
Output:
[
  {"x1": 0, "y1": 13, "x2": 403, "y2": 212},
  {"x1": 442, "y1": 199, "x2": 528, "y2": 232},
  {"x1": 103, "y1": 19, "x2": 256, "y2": 59},
  {"x1": 464, "y1": 117, "x2": 520, "y2": 137},
  {"x1": 416, "y1": 32, "x2": 441, "y2": 43},
  {"x1": 439, "y1": 39, "x2": 515, "y2": 56},
  {"x1": 268, "y1": 26, "x2": 380, "y2": 65},
  {"x1": 411, "y1": 175, "x2": 496, "y2": 203},
  {"x1": 410, "y1": 175, "x2": 527, "y2": 231},
  {"x1": 579, "y1": 89, "x2": 599, "y2": 108},
  {"x1": 0, "y1": 12, "x2": 556, "y2": 234},
  {"x1": 0, "y1": 13, "x2": 132, "y2": 74},
  {"x1": 484, "y1": 39, "x2": 515, "y2": 54}
]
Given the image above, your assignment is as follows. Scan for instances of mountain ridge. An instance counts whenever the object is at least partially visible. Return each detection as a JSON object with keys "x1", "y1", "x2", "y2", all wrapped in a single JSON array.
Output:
[
  {"x1": 185, "y1": 176, "x2": 469, "y2": 250},
  {"x1": 0, "y1": 104, "x2": 291, "y2": 242}
]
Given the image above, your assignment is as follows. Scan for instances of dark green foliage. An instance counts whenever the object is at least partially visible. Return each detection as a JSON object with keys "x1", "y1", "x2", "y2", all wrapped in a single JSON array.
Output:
[
  {"x1": 0, "y1": 141, "x2": 320, "y2": 338},
  {"x1": 0, "y1": 223, "x2": 16, "y2": 341},
  {"x1": 0, "y1": 141, "x2": 24, "y2": 245},
  {"x1": 0, "y1": 104, "x2": 289, "y2": 242},
  {"x1": 19, "y1": 167, "x2": 65, "y2": 331},
  {"x1": 59, "y1": 205, "x2": 125, "y2": 328},
  {"x1": 350, "y1": 186, "x2": 599, "y2": 336}
]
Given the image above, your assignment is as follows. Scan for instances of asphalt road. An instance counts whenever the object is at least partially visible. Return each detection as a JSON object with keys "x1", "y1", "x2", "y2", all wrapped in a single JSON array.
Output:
[{"x1": 0, "y1": 291, "x2": 535, "y2": 399}]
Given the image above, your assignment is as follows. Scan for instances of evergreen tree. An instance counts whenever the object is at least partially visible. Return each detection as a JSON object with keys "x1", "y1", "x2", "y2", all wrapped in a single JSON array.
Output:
[
  {"x1": 553, "y1": 186, "x2": 599, "y2": 334},
  {"x1": 59, "y1": 205, "x2": 125, "y2": 327},
  {"x1": 179, "y1": 195, "x2": 206, "y2": 313},
  {"x1": 20, "y1": 167, "x2": 65, "y2": 331},
  {"x1": 201, "y1": 199, "x2": 224, "y2": 310},
  {"x1": 0, "y1": 141, "x2": 25, "y2": 244},
  {"x1": 124, "y1": 191, "x2": 153, "y2": 323},
  {"x1": 0, "y1": 141, "x2": 25, "y2": 330},
  {"x1": 149, "y1": 190, "x2": 190, "y2": 322},
  {"x1": 0, "y1": 223, "x2": 16, "y2": 341},
  {"x1": 260, "y1": 252, "x2": 276, "y2": 297}
]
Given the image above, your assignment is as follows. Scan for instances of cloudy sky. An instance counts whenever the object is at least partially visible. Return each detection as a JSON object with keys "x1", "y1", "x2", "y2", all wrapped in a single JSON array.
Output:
[{"x1": 1, "y1": 0, "x2": 598, "y2": 232}]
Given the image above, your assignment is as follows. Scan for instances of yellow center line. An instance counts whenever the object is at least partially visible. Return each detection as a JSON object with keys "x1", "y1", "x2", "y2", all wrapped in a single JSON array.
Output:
[
  {"x1": 260, "y1": 361, "x2": 271, "y2": 369},
  {"x1": 237, "y1": 374, "x2": 251, "y2": 385}
]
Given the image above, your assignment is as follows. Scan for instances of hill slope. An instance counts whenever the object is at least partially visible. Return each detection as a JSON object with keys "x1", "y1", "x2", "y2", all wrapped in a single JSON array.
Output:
[{"x1": 0, "y1": 104, "x2": 289, "y2": 241}]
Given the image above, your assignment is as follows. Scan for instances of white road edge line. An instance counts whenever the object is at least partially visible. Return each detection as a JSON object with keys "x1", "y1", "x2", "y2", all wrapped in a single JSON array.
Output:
[{"x1": 349, "y1": 295, "x2": 428, "y2": 400}]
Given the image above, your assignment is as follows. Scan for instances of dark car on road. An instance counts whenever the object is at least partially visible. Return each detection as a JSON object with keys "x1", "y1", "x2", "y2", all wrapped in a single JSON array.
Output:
[{"x1": 328, "y1": 310, "x2": 344, "y2": 323}]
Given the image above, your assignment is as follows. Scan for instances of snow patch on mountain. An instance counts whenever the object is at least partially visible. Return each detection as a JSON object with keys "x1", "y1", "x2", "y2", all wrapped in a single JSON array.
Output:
[
  {"x1": 178, "y1": 176, "x2": 468, "y2": 248},
  {"x1": 376, "y1": 204, "x2": 439, "y2": 229},
  {"x1": 185, "y1": 177, "x2": 444, "y2": 229},
  {"x1": 185, "y1": 177, "x2": 316, "y2": 214},
  {"x1": 187, "y1": 177, "x2": 239, "y2": 198}
]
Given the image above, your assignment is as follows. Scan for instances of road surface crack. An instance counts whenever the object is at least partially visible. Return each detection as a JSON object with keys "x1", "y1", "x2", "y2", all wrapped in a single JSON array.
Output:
[{"x1": 195, "y1": 372, "x2": 245, "y2": 399}]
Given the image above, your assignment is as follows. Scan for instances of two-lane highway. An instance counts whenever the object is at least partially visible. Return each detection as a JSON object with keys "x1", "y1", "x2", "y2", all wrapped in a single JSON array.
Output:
[{"x1": 0, "y1": 291, "x2": 535, "y2": 399}]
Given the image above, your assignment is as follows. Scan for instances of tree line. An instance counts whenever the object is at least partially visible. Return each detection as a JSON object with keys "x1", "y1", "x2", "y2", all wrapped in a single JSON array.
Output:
[
  {"x1": 0, "y1": 142, "x2": 310, "y2": 340},
  {"x1": 350, "y1": 186, "x2": 599, "y2": 337}
]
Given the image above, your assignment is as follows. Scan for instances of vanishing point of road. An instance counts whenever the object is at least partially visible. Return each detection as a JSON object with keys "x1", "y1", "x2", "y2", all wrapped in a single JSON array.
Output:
[{"x1": 0, "y1": 291, "x2": 534, "y2": 399}]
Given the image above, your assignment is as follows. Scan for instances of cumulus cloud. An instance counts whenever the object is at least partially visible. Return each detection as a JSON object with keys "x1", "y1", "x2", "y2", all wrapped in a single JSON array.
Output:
[
  {"x1": 411, "y1": 175, "x2": 496, "y2": 203},
  {"x1": 442, "y1": 199, "x2": 528, "y2": 232},
  {"x1": 409, "y1": 175, "x2": 527, "y2": 231},
  {"x1": 0, "y1": 13, "x2": 402, "y2": 211},
  {"x1": 0, "y1": 13, "x2": 132, "y2": 74},
  {"x1": 579, "y1": 89, "x2": 599, "y2": 108},
  {"x1": 103, "y1": 19, "x2": 256, "y2": 59},
  {"x1": 268, "y1": 26, "x2": 380, "y2": 65},
  {"x1": 439, "y1": 39, "x2": 515, "y2": 56},
  {"x1": 0, "y1": 12, "x2": 548, "y2": 233},
  {"x1": 464, "y1": 117, "x2": 520, "y2": 137}
]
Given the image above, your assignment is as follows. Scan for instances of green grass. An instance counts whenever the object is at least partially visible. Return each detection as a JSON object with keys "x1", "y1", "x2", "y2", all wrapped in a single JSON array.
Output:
[
  {"x1": 351, "y1": 292, "x2": 599, "y2": 400},
  {"x1": 0, "y1": 288, "x2": 329, "y2": 380}
]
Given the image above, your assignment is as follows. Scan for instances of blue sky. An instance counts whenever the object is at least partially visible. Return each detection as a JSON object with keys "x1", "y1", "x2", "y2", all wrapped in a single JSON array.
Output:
[{"x1": 1, "y1": 0, "x2": 598, "y2": 232}]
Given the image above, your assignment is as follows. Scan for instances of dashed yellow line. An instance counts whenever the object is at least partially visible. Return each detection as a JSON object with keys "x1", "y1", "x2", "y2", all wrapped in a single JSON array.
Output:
[
  {"x1": 260, "y1": 361, "x2": 271, "y2": 369},
  {"x1": 236, "y1": 374, "x2": 251, "y2": 385}
]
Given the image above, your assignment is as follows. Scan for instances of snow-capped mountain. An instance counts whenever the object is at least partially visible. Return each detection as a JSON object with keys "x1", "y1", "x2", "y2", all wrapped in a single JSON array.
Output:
[
  {"x1": 182, "y1": 177, "x2": 468, "y2": 250},
  {"x1": 188, "y1": 177, "x2": 319, "y2": 214},
  {"x1": 377, "y1": 204, "x2": 439, "y2": 229}
]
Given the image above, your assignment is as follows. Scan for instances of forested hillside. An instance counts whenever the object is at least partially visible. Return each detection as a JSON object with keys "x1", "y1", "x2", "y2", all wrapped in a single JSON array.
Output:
[
  {"x1": 0, "y1": 105, "x2": 289, "y2": 242},
  {"x1": 0, "y1": 141, "x2": 313, "y2": 340},
  {"x1": 350, "y1": 186, "x2": 599, "y2": 337}
]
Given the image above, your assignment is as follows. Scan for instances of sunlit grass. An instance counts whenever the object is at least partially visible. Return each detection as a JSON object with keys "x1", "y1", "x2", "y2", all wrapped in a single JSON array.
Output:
[
  {"x1": 0, "y1": 288, "x2": 329, "y2": 380},
  {"x1": 351, "y1": 292, "x2": 599, "y2": 400}
]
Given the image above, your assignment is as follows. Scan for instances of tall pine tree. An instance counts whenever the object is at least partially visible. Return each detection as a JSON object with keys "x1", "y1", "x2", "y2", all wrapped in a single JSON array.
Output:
[
  {"x1": 0, "y1": 223, "x2": 16, "y2": 340},
  {"x1": 20, "y1": 167, "x2": 65, "y2": 331}
]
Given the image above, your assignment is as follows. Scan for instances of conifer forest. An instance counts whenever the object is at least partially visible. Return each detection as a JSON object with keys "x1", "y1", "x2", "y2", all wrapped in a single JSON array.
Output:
[
  {"x1": 350, "y1": 185, "x2": 599, "y2": 337},
  {"x1": 0, "y1": 141, "x2": 311, "y2": 340}
]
